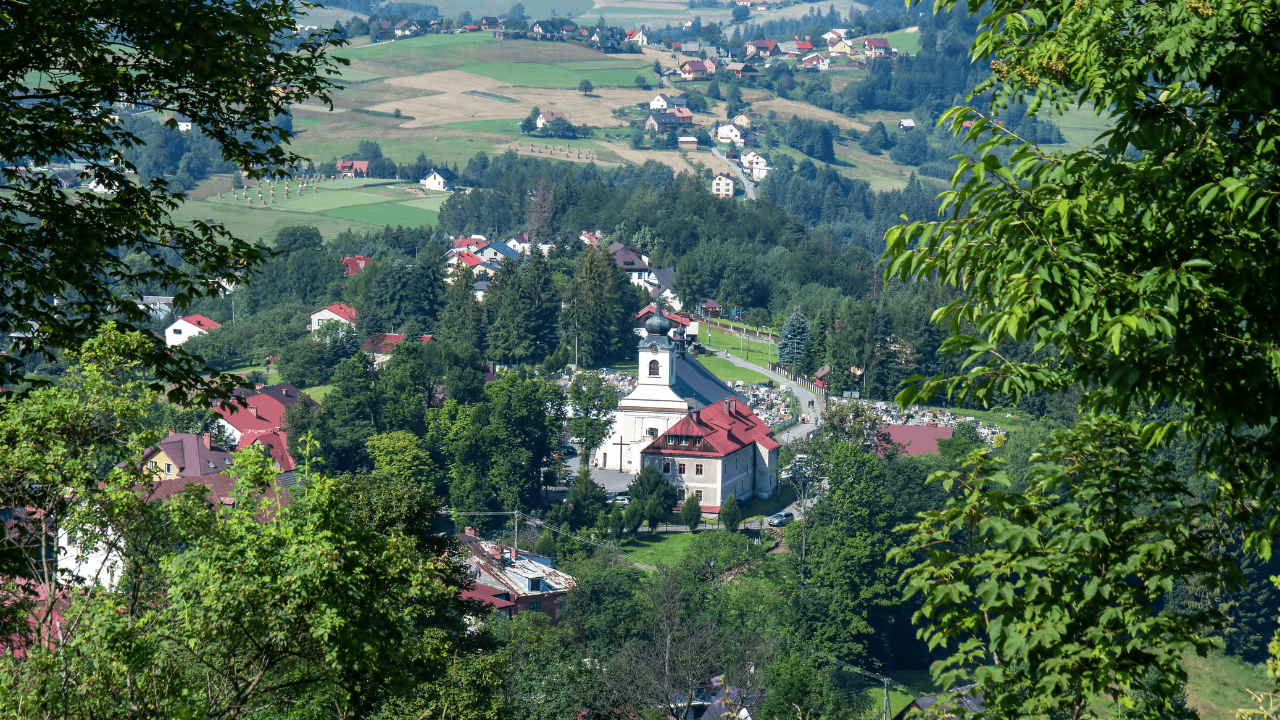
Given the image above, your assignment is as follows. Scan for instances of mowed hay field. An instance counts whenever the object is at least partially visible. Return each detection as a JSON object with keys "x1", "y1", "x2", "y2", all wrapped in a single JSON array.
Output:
[
  {"x1": 169, "y1": 179, "x2": 451, "y2": 244},
  {"x1": 286, "y1": 33, "x2": 663, "y2": 173}
]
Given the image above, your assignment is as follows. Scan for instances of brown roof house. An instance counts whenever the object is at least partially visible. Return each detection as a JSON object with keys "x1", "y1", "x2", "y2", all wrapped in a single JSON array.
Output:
[{"x1": 457, "y1": 529, "x2": 577, "y2": 623}]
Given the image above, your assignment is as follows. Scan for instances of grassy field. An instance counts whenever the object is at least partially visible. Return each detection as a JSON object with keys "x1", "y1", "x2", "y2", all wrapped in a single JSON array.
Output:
[
  {"x1": 1185, "y1": 651, "x2": 1274, "y2": 720},
  {"x1": 696, "y1": 355, "x2": 769, "y2": 385},
  {"x1": 303, "y1": 384, "x2": 335, "y2": 403},
  {"x1": 457, "y1": 61, "x2": 649, "y2": 89},
  {"x1": 621, "y1": 531, "x2": 697, "y2": 566},
  {"x1": 324, "y1": 202, "x2": 439, "y2": 226},
  {"x1": 700, "y1": 326, "x2": 780, "y2": 366},
  {"x1": 884, "y1": 31, "x2": 922, "y2": 55}
]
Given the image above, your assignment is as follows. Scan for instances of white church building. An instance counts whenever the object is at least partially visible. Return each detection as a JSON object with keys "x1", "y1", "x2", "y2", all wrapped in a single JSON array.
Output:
[{"x1": 593, "y1": 314, "x2": 779, "y2": 507}]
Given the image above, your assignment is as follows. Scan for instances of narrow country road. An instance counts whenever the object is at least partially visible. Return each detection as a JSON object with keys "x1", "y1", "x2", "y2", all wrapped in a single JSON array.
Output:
[
  {"x1": 709, "y1": 147, "x2": 757, "y2": 200},
  {"x1": 721, "y1": 351, "x2": 822, "y2": 443}
]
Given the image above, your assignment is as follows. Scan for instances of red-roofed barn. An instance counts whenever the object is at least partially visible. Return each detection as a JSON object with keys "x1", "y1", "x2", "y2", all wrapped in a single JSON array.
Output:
[{"x1": 164, "y1": 314, "x2": 221, "y2": 347}]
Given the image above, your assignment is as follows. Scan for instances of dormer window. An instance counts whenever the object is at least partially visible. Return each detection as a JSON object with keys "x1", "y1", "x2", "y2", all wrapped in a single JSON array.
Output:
[
  {"x1": 667, "y1": 436, "x2": 675, "y2": 445},
  {"x1": 680, "y1": 437, "x2": 689, "y2": 446}
]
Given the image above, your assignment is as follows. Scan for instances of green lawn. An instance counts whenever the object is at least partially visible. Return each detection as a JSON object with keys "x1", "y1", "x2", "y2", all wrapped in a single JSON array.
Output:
[
  {"x1": 1051, "y1": 101, "x2": 1114, "y2": 148},
  {"x1": 884, "y1": 31, "x2": 922, "y2": 55},
  {"x1": 303, "y1": 384, "x2": 334, "y2": 403},
  {"x1": 458, "y1": 61, "x2": 649, "y2": 88},
  {"x1": 167, "y1": 196, "x2": 384, "y2": 244},
  {"x1": 700, "y1": 326, "x2": 779, "y2": 366},
  {"x1": 442, "y1": 118, "x2": 524, "y2": 133},
  {"x1": 323, "y1": 202, "x2": 438, "y2": 227},
  {"x1": 696, "y1": 355, "x2": 769, "y2": 385}
]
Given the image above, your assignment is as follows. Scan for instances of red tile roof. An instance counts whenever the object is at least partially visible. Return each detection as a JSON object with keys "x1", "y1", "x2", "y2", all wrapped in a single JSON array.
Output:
[
  {"x1": 643, "y1": 399, "x2": 780, "y2": 458},
  {"x1": 362, "y1": 333, "x2": 434, "y2": 353},
  {"x1": 885, "y1": 425, "x2": 954, "y2": 456},
  {"x1": 238, "y1": 429, "x2": 295, "y2": 472},
  {"x1": 216, "y1": 392, "x2": 288, "y2": 431},
  {"x1": 341, "y1": 255, "x2": 372, "y2": 276},
  {"x1": 310, "y1": 302, "x2": 357, "y2": 323},
  {"x1": 456, "y1": 250, "x2": 484, "y2": 268},
  {"x1": 335, "y1": 160, "x2": 370, "y2": 174},
  {"x1": 181, "y1": 314, "x2": 221, "y2": 330},
  {"x1": 635, "y1": 303, "x2": 690, "y2": 327},
  {"x1": 865, "y1": 37, "x2": 891, "y2": 48}
]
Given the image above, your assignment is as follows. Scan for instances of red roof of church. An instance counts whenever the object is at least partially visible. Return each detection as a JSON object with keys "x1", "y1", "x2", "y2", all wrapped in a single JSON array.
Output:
[
  {"x1": 643, "y1": 399, "x2": 780, "y2": 457},
  {"x1": 181, "y1": 314, "x2": 221, "y2": 330},
  {"x1": 310, "y1": 302, "x2": 357, "y2": 323}
]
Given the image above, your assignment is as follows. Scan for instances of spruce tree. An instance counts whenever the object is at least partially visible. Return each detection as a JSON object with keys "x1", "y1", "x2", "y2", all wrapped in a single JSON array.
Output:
[
  {"x1": 436, "y1": 264, "x2": 487, "y2": 353},
  {"x1": 680, "y1": 495, "x2": 702, "y2": 532},
  {"x1": 521, "y1": 248, "x2": 560, "y2": 363},
  {"x1": 561, "y1": 246, "x2": 631, "y2": 367},
  {"x1": 483, "y1": 256, "x2": 530, "y2": 365},
  {"x1": 720, "y1": 494, "x2": 741, "y2": 532},
  {"x1": 779, "y1": 307, "x2": 814, "y2": 373}
]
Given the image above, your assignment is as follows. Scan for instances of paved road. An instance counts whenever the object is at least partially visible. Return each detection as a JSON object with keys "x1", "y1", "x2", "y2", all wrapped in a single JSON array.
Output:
[
  {"x1": 710, "y1": 146, "x2": 757, "y2": 200},
  {"x1": 721, "y1": 351, "x2": 822, "y2": 443}
]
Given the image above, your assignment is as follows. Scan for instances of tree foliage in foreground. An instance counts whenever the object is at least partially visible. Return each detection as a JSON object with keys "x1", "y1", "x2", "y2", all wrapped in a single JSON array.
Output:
[
  {"x1": 886, "y1": 0, "x2": 1280, "y2": 715},
  {"x1": 1, "y1": 0, "x2": 343, "y2": 402}
]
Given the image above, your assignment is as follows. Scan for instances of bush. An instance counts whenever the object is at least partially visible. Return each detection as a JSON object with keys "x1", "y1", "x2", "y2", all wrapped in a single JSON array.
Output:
[
  {"x1": 720, "y1": 494, "x2": 741, "y2": 532},
  {"x1": 680, "y1": 495, "x2": 702, "y2": 531}
]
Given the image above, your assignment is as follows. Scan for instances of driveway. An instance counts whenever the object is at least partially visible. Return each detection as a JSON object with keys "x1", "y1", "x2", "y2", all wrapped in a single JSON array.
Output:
[{"x1": 720, "y1": 352, "x2": 822, "y2": 443}]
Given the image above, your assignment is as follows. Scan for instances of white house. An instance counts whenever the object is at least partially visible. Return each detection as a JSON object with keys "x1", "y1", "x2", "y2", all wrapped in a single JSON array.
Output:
[
  {"x1": 650, "y1": 93, "x2": 674, "y2": 110},
  {"x1": 740, "y1": 150, "x2": 770, "y2": 181},
  {"x1": 165, "y1": 314, "x2": 220, "y2": 347},
  {"x1": 308, "y1": 302, "x2": 357, "y2": 332},
  {"x1": 717, "y1": 124, "x2": 744, "y2": 147},
  {"x1": 898, "y1": 118, "x2": 917, "y2": 132},
  {"x1": 420, "y1": 168, "x2": 457, "y2": 191},
  {"x1": 536, "y1": 111, "x2": 571, "y2": 128}
]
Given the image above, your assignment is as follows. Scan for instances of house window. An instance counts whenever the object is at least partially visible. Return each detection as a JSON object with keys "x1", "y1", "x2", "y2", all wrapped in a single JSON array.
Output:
[
  {"x1": 667, "y1": 436, "x2": 675, "y2": 445},
  {"x1": 148, "y1": 460, "x2": 157, "y2": 469},
  {"x1": 164, "y1": 463, "x2": 173, "y2": 474},
  {"x1": 678, "y1": 463, "x2": 687, "y2": 474},
  {"x1": 663, "y1": 462, "x2": 671, "y2": 473},
  {"x1": 172, "y1": 328, "x2": 181, "y2": 335},
  {"x1": 649, "y1": 360, "x2": 660, "y2": 376},
  {"x1": 680, "y1": 437, "x2": 689, "y2": 445},
  {"x1": 694, "y1": 489, "x2": 703, "y2": 501},
  {"x1": 648, "y1": 427, "x2": 658, "y2": 438},
  {"x1": 530, "y1": 601, "x2": 542, "y2": 613},
  {"x1": 695, "y1": 464, "x2": 703, "y2": 476}
]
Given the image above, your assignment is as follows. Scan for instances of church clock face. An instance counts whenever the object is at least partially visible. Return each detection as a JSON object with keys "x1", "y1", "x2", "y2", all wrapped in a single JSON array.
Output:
[{"x1": 649, "y1": 343, "x2": 659, "y2": 354}]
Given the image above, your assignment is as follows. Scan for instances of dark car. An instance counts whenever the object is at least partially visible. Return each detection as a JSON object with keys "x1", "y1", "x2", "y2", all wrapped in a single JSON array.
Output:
[
  {"x1": 767, "y1": 511, "x2": 795, "y2": 527},
  {"x1": 559, "y1": 442, "x2": 579, "y2": 457}
]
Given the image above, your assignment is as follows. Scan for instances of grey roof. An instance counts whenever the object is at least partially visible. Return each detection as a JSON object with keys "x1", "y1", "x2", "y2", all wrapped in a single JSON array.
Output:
[
  {"x1": 672, "y1": 354, "x2": 748, "y2": 410},
  {"x1": 487, "y1": 241, "x2": 519, "y2": 260},
  {"x1": 473, "y1": 279, "x2": 491, "y2": 291},
  {"x1": 148, "y1": 433, "x2": 234, "y2": 478},
  {"x1": 256, "y1": 382, "x2": 312, "y2": 409},
  {"x1": 651, "y1": 266, "x2": 675, "y2": 289}
]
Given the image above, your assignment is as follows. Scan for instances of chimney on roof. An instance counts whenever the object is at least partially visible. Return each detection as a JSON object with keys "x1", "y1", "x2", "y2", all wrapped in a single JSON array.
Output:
[
  {"x1": 200, "y1": 433, "x2": 211, "y2": 450},
  {"x1": 511, "y1": 546, "x2": 518, "y2": 562},
  {"x1": 464, "y1": 526, "x2": 476, "y2": 536},
  {"x1": 168, "y1": 429, "x2": 177, "y2": 437}
]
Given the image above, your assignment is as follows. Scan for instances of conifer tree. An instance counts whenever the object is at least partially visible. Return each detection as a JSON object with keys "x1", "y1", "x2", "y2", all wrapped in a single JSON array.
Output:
[
  {"x1": 486, "y1": 256, "x2": 534, "y2": 366},
  {"x1": 562, "y1": 247, "x2": 632, "y2": 367},
  {"x1": 521, "y1": 248, "x2": 561, "y2": 362},
  {"x1": 680, "y1": 495, "x2": 702, "y2": 532},
  {"x1": 779, "y1": 307, "x2": 814, "y2": 373},
  {"x1": 437, "y1": 264, "x2": 487, "y2": 353},
  {"x1": 720, "y1": 494, "x2": 741, "y2": 532}
]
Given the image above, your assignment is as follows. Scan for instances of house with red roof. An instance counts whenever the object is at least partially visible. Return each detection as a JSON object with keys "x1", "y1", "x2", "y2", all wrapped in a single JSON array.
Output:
[
  {"x1": 362, "y1": 333, "x2": 433, "y2": 364},
  {"x1": 456, "y1": 529, "x2": 577, "y2": 623},
  {"x1": 341, "y1": 255, "x2": 372, "y2": 276},
  {"x1": 335, "y1": 160, "x2": 369, "y2": 178},
  {"x1": 214, "y1": 383, "x2": 315, "y2": 473},
  {"x1": 164, "y1": 314, "x2": 221, "y2": 347},
  {"x1": 744, "y1": 39, "x2": 778, "y2": 59},
  {"x1": 640, "y1": 397, "x2": 780, "y2": 510},
  {"x1": 864, "y1": 37, "x2": 892, "y2": 57},
  {"x1": 308, "y1": 302, "x2": 357, "y2": 331}
]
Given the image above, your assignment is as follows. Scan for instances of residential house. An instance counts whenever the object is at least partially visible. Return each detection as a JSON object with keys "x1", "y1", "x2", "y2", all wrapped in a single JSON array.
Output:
[
  {"x1": 172, "y1": 114, "x2": 193, "y2": 132},
  {"x1": 821, "y1": 29, "x2": 849, "y2": 43},
  {"x1": 362, "y1": 333, "x2": 433, "y2": 366},
  {"x1": 164, "y1": 315, "x2": 220, "y2": 347},
  {"x1": 645, "y1": 112, "x2": 682, "y2": 134},
  {"x1": 335, "y1": 160, "x2": 369, "y2": 178},
  {"x1": 472, "y1": 278, "x2": 490, "y2": 302},
  {"x1": 679, "y1": 59, "x2": 717, "y2": 81},
  {"x1": 864, "y1": 37, "x2": 892, "y2": 57},
  {"x1": 629, "y1": 29, "x2": 649, "y2": 45},
  {"x1": 712, "y1": 173, "x2": 735, "y2": 199},
  {"x1": 716, "y1": 124, "x2": 744, "y2": 147},
  {"x1": 341, "y1": 256, "x2": 372, "y2": 276},
  {"x1": 778, "y1": 40, "x2": 801, "y2": 56},
  {"x1": 669, "y1": 107, "x2": 694, "y2": 124},
  {"x1": 420, "y1": 167, "x2": 457, "y2": 191},
  {"x1": 457, "y1": 530, "x2": 577, "y2": 623},
  {"x1": 800, "y1": 53, "x2": 830, "y2": 71},
  {"x1": 650, "y1": 93, "x2": 675, "y2": 110},
  {"x1": 743, "y1": 39, "x2": 778, "y2": 59},
  {"x1": 308, "y1": 302, "x2": 357, "y2": 332},
  {"x1": 393, "y1": 19, "x2": 420, "y2": 36},
  {"x1": 473, "y1": 239, "x2": 520, "y2": 264},
  {"x1": 503, "y1": 232, "x2": 554, "y2": 256},
  {"x1": 139, "y1": 431, "x2": 240, "y2": 504},
  {"x1": 793, "y1": 40, "x2": 814, "y2": 53},
  {"x1": 608, "y1": 242, "x2": 654, "y2": 286},
  {"x1": 648, "y1": 267, "x2": 682, "y2": 310},
  {"x1": 731, "y1": 113, "x2": 753, "y2": 128},
  {"x1": 214, "y1": 384, "x2": 311, "y2": 476},
  {"x1": 828, "y1": 37, "x2": 858, "y2": 55},
  {"x1": 699, "y1": 300, "x2": 722, "y2": 317},
  {"x1": 579, "y1": 229, "x2": 605, "y2": 248},
  {"x1": 479, "y1": 16, "x2": 501, "y2": 28},
  {"x1": 726, "y1": 62, "x2": 761, "y2": 78},
  {"x1": 536, "y1": 110, "x2": 571, "y2": 128},
  {"x1": 446, "y1": 250, "x2": 499, "y2": 278},
  {"x1": 898, "y1": 118, "x2": 916, "y2": 132},
  {"x1": 885, "y1": 424, "x2": 955, "y2": 456},
  {"x1": 739, "y1": 150, "x2": 770, "y2": 180},
  {"x1": 641, "y1": 397, "x2": 780, "y2": 509},
  {"x1": 677, "y1": 136, "x2": 699, "y2": 151}
]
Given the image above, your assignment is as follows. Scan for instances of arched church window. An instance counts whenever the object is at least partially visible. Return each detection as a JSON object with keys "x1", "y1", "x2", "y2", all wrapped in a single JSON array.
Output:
[{"x1": 648, "y1": 359, "x2": 660, "y2": 376}]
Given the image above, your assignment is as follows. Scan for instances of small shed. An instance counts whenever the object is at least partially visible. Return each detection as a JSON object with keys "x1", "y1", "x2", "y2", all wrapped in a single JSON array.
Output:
[
  {"x1": 678, "y1": 136, "x2": 699, "y2": 151},
  {"x1": 897, "y1": 118, "x2": 916, "y2": 132}
]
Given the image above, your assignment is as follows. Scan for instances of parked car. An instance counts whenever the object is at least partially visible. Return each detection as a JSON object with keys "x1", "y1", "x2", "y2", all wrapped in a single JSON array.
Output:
[
  {"x1": 767, "y1": 511, "x2": 795, "y2": 527},
  {"x1": 612, "y1": 494, "x2": 631, "y2": 506},
  {"x1": 559, "y1": 442, "x2": 578, "y2": 457}
]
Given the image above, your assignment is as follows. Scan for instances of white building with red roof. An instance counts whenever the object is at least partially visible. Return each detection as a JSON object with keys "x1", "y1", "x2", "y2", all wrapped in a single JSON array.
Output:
[
  {"x1": 164, "y1": 314, "x2": 221, "y2": 347},
  {"x1": 341, "y1": 255, "x2": 372, "y2": 276},
  {"x1": 308, "y1": 302, "x2": 357, "y2": 331},
  {"x1": 641, "y1": 396, "x2": 779, "y2": 509}
]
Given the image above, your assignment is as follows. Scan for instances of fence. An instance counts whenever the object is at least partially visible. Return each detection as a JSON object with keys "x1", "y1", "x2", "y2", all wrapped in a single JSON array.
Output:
[
  {"x1": 767, "y1": 363, "x2": 827, "y2": 396},
  {"x1": 703, "y1": 318, "x2": 780, "y2": 342}
]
